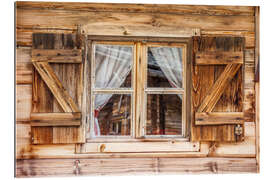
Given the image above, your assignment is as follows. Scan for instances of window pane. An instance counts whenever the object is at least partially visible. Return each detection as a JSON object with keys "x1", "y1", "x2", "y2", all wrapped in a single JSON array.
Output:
[
  {"x1": 94, "y1": 44, "x2": 133, "y2": 88},
  {"x1": 94, "y1": 94, "x2": 131, "y2": 136},
  {"x1": 147, "y1": 47, "x2": 183, "y2": 88},
  {"x1": 146, "y1": 94, "x2": 182, "y2": 136}
]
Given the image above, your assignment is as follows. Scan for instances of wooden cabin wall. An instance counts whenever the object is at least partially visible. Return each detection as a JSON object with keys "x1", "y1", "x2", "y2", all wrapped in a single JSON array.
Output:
[{"x1": 15, "y1": 2, "x2": 258, "y2": 176}]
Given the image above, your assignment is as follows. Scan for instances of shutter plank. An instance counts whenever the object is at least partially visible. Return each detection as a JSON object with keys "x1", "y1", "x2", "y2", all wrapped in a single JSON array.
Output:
[
  {"x1": 195, "y1": 51, "x2": 243, "y2": 65},
  {"x1": 30, "y1": 112, "x2": 81, "y2": 126},
  {"x1": 32, "y1": 49, "x2": 82, "y2": 63},
  {"x1": 195, "y1": 112, "x2": 244, "y2": 125}
]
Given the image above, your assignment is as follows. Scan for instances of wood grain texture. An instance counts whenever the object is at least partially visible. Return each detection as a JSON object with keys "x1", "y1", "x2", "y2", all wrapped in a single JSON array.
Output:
[
  {"x1": 16, "y1": 84, "x2": 32, "y2": 122},
  {"x1": 16, "y1": 157, "x2": 257, "y2": 177},
  {"x1": 16, "y1": 2, "x2": 255, "y2": 16},
  {"x1": 81, "y1": 25, "x2": 200, "y2": 37},
  {"x1": 30, "y1": 112, "x2": 81, "y2": 126},
  {"x1": 202, "y1": 122, "x2": 255, "y2": 157},
  {"x1": 83, "y1": 142, "x2": 199, "y2": 153},
  {"x1": 191, "y1": 36, "x2": 245, "y2": 142},
  {"x1": 31, "y1": 33, "x2": 84, "y2": 144},
  {"x1": 16, "y1": 9, "x2": 254, "y2": 32},
  {"x1": 195, "y1": 51, "x2": 243, "y2": 65},
  {"x1": 195, "y1": 112, "x2": 244, "y2": 125},
  {"x1": 197, "y1": 64, "x2": 242, "y2": 113},
  {"x1": 16, "y1": 47, "x2": 32, "y2": 84},
  {"x1": 32, "y1": 62, "x2": 80, "y2": 113},
  {"x1": 32, "y1": 49, "x2": 82, "y2": 63}
]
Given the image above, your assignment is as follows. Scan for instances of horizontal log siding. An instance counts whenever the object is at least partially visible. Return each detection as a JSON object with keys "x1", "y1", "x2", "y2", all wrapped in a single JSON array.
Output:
[
  {"x1": 15, "y1": 2, "x2": 257, "y2": 176},
  {"x1": 16, "y1": 157, "x2": 257, "y2": 177}
]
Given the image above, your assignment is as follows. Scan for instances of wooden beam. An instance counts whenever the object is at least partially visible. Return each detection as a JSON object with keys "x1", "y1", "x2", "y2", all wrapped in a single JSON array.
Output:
[
  {"x1": 32, "y1": 49, "x2": 82, "y2": 63},
  {"x1": 30, "y1": 112, "x2": 81, "y2": 126},
  {"x1": 16, "y1": 2, "x2": 255, "y2": 16},
  {"x1": 197, "y1": 64, "x2": 241, "y2": 113},
  {"x1": 83, "y1": 141, "x2": 199, "y2": 153},
  {"x1": 195, "y1": 112, "x2": 244, "y2": 125},
  {"x1": 195, "y1": 51, "x2": 243, "y2": 65},
  {"x1": 16, "y1": 158, "x2": 257, "y2": 177},
  {"x1": 32, "y1": 62, "x2": 80, "y2": 112}
]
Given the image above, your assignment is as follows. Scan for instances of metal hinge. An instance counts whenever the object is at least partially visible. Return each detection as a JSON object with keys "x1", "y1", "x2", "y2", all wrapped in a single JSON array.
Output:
[{"x1": 234, "y1": 124, "x2": 243, "y2": 136}]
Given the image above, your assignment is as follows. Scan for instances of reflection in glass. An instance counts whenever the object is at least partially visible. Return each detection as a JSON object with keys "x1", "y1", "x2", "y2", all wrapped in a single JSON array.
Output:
[
  {"x1": 147, "y1": 47, "x2": 183, "y2": 88},
  {"x1": 94, "y1": 44, "x2": 133, "y2": 88},
  {"x1": 146, "y1": 94, "x2": 182, "y2": 136},
  {"x1": 94, "y1": 94, "x2": 131, "y2": 136}
]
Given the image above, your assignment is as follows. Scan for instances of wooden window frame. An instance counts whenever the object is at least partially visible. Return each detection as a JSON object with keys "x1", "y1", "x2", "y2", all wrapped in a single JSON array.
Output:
[{"x1": 81, "y1": 36, "x2": 197, "y2": 153}]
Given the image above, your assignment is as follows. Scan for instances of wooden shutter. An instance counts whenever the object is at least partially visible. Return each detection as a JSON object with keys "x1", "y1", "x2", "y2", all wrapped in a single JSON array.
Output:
[
  {"x1": 31, "y1": 33, "x2": 84, "y2": 144},
  {"x1": 191, "y1": 36, "x2": 245, "y2": 142}
]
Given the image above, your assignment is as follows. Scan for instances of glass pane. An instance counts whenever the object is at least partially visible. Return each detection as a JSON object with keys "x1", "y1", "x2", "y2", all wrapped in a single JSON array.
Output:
[
  {"x1": 147, "y1": 47, "x2": 183, "y2": 88},
  {"x1": 94, "y1": 94, "x2": 131, "y2": 136},
  {"x1": 146, "y1": 94, "x2": 183, "y2": 136},
  {"x1": 94, "y1": 44, "x2": 133, "y2": 88}
]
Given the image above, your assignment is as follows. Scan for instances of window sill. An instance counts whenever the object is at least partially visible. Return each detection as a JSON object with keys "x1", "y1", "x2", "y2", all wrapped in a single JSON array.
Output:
[{"x1": 80, "y1": 141, "x2": 199, "y2": 153}]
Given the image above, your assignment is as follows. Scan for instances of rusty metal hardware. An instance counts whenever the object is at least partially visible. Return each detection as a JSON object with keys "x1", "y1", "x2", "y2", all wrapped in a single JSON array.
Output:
[{"x1": 235, "y1": 124, "x2": 243, "y2": 136}]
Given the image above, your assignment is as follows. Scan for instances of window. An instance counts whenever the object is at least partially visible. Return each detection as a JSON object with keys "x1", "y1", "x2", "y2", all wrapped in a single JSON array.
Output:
[{"x1": 88, "y1": 40, "x2": 188, "y2": 142}]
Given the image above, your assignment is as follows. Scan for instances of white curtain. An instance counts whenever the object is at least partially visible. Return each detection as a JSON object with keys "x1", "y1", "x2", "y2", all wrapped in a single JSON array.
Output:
[
  {"x1": 150, "y1": 47, "x2": 183, "y2": 89},
  {"x1": 92, "y1": 44, "x2": 132, "y2": 137}
]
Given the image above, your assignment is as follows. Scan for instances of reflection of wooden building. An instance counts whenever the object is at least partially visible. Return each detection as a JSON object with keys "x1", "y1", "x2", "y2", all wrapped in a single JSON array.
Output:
[
  {"x1": 98, "y1": 94, "x2": 131, "y2": 136},
  {"x1": 147, "y1": 94, "x2": 182, "y2": 135}
]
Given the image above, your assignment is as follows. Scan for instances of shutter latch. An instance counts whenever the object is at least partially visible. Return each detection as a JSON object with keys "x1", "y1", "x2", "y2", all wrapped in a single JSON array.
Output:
[{"x1": 234, "y1": 124, "x2": 243, "y2": 136}]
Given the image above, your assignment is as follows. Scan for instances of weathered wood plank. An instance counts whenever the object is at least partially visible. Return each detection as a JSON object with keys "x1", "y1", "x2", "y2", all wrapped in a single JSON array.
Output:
[
  {"x1": 16, "y1": 9, "x2": 254, "y2": 32},
  {"x1": 201, "y1": 30, "x2": 255, "y2": 49},
  {"x1": 197, "y1": 64, "x2": 242, "y2": 113},
  {"x1": 32, "y1": 62, "x2": 80, "y2": 112},
  {"x1": 195, "y1": 112, "x2": 244, "y2": 125},
  {"x1": 30, "y1": 113, "x2": 81, "y2": 126},
  {"x1": 15, "y1": 157, "x2": 257, "y2": 177},
  {"x1": 16, "y1": 2, "x2": 255, "y2": 16},
  {"x1": 16, "y1": 123, "x2": 31, "y2": 159},
  {"x1": 204, "y1": 122, "x2": 255, "y2": 157},
  {"x1": 84, "y1": 142, "x2": 199, "y2": 153},
  {"x1": 16, "y1": 47, "x2": 32, "y2": 84},
  {"x1": 32, "y1": 49, "x2": 82, "y2": 63},
  {"x1": 16, "y1": 84, "x2": 31, "y2": 122},
  {"x1": 195, "y1": 51, "x2": 243, "y2": 65},
  {"x1": 82, "y1": 25, "x2": 200, "y2": 37},
  {"x1": 16, "y1": 28, "x2": 75, "y2": 47}
]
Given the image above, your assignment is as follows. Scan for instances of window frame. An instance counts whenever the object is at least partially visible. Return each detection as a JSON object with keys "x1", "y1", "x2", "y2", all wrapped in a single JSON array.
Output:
[{"x1": 84, "y1": 36, "x2": 195, "y2": 152}]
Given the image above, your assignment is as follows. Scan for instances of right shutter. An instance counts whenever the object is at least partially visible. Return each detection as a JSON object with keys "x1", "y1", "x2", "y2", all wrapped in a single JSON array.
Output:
[{"x1": 191, "y1": 36, "x2": 245, "y2": 142}]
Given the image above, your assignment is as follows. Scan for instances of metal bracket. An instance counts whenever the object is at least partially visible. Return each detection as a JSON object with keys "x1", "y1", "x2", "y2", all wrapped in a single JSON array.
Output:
[
  {"x1": 73, "y1": 160, "x2": 81, "y2": 175},
  {"x1": 235, "y1": 124, "x2": 243, "y2": 136}
]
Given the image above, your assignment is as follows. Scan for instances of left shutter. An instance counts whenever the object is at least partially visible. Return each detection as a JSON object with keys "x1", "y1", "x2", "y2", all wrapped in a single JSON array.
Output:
[{"x1": 31, "y1": 33, "x2": 84, "y2": 144}]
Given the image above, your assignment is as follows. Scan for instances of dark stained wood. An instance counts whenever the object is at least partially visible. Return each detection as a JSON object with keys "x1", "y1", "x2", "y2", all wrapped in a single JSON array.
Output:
[
  {"x1": 191, "y1": 36, "x2": 245, "y2": 142},
  {"x1": 30, "y1": 112, "x2": 81, "y2": 126},
  {"x1": 32, "y1": 49, "x2": 82, "y2": 63},
  {"x1": 195, "y1": 112, "x2": 244, "y2": 125},
  {"x1": 16, "y1": 2, "x2": 255, "y2": 16},
  {"x1": 195, "y1": 51, "x2": 243, "y2": 65}
]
